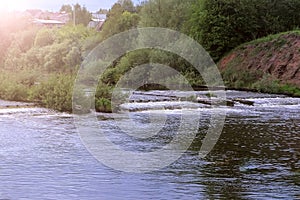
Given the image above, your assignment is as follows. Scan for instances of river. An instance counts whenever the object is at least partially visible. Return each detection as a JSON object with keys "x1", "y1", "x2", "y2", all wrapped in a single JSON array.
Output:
[{"x1": 0, "y1": 91, "x2": 299, "y2": 199}]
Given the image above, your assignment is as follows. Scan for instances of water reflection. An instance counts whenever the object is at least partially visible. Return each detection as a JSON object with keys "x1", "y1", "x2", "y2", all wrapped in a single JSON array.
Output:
[{"x1": 188, "y1": 112, "x2": 299, "y2": 199}]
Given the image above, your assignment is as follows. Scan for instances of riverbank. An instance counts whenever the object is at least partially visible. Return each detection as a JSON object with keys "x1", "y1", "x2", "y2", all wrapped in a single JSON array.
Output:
[
  {"x1": 219, "y1": 31, "x2": 300, "y2": 97},
  {"x1": 0, "y1": 99, "x2": 36, "y2": 109},
  {"x1": 1, "y1": 29, "x2": 300, "y2": 114}
]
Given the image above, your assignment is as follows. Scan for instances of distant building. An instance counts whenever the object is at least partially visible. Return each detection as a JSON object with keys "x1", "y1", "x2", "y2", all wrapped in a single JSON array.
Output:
[
  {"x1": 32, "y1": 19, "x2": 66, "y2": 27},
  {"x1": 88, "y1": 13, "x2": 107, "y2": 31},
  {"x1": 26, "y1": 9, "x2": 70, "y2": 27}
]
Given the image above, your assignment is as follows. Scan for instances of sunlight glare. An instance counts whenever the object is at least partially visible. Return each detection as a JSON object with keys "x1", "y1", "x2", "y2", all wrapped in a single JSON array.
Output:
[{"x1": 0, "y1": 0, "x2": 30, "y2": 11}]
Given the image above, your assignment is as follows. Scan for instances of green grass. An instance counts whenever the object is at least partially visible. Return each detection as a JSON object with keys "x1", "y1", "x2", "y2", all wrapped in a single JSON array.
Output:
[
  {"x1": 242, "y1": 30, "x2": 300, "y2": 46},
  {"x1": 219, "y1": 30, "x2": 300, "y2": 60}
]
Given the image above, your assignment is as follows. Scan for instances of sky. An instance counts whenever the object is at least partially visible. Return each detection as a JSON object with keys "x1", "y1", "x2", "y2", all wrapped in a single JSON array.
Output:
[{"x1": 0, "y1": 0, "x2": 140, "y2": 12}]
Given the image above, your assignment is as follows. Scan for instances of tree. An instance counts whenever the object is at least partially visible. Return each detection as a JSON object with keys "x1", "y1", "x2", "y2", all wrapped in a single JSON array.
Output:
[
  {"x1": 97, "y1": 8, "x2": 109, "y2": 14},
  {"x1": 99, "y1": 3, "x2": 123, "y2": 39},
  {"x1": 63, "y1": 46, "x2": 82, "y2": 72},
  {"x1": 0, "y1": 13, "x2": 32, "y2": 65},
  {"x1": 34, "y1": 28, "x2": 55, "y2": 47},
  {"x1": 60, "y1": 4, "x2": 91, "y2": 26},
  {"x1": 118, "y1": 11, "x2": 140, "y2": 32},
  {"x1": 139, "y1": 0, "x2": 195, "y2": 31},
  {"x1": 60, "y1": 4, "x2": 72, "y2": 13},
  {"x1": 186, "y1": 0, "x2": 300, "y2": 61},
  {"x1": 100, "y1": 3, "x2": 140, "y2": 39},
  {"x1": 74, "y1": 4, "x2": 92, "y2": 26},
  {"x1": 4, "y1": 28, "x2": 39, "y2": 70},
  {"x1": 118, "y1": 0, "x2": 136, "y2": 12}
]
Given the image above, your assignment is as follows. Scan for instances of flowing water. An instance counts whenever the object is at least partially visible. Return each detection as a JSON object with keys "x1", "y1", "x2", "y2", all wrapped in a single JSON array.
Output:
[{"x1": 0, "y1": 91, "x2": 299, "y2": 200}]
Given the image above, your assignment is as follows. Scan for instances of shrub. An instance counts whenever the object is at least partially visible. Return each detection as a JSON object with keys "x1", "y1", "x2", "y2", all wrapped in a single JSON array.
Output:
[
  {"x1": 34, "y1": 28, "x2": 55, "y2": 47},
  {"x1": 251, "y1": 75, "x2": 282, "y2": 93},
  {"x1": 95, "y1": 97, "x2": 112, "y2": 113},
  {"x1": 31, "y1": 75, "x2": 75, "y2": 112},
  {"x1": 0, "y1": 72, "x2": 30, "y2": 101}
]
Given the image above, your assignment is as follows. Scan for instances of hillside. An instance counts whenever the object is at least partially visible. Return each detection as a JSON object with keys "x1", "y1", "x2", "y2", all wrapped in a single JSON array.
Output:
[{"x1": 219, "y1": 31, "x2": 300, "y2": 93}]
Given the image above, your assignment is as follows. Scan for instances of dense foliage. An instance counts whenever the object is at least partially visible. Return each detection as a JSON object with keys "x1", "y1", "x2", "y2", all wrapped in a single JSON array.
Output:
[
  {"x1": 187, "y1": 0, "x2": 300, "y2": 61},
  {"x1": 1, "y1": 0, "x2": 299, "y2": 112},
  {"x1": 139, "y1": 0, "x2": 194, "y2": 31},
  {"x1": 0, "y1": 22, "x2": 97, "y2": 111},
  {"x1": 60, "y1": 4, "x2": 92, "y2": 26}
]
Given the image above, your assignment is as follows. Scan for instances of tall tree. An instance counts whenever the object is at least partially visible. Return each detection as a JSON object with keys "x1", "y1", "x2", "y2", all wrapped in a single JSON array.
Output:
[
  {"x1": 100, "y1": 2, "x2": 140, "y2": 39},
  {"x1": 60, "y1": 4, "x2": 72, "y2": 13},
  {"x1": 97, "y1": 8, "x2": 109, "y2": 14},
  {"x1": 118, "y1": 0, "x2": 136, "y2": 12},
  {"x1": 60, "y1": 4, "x2": 91, "y2": 26},
  {"x1": 74, "y1": 4, "x2": 92, "y2": 26},
  {"x1": 139, "y1": 0, "x2": 195, "y2": 31}
]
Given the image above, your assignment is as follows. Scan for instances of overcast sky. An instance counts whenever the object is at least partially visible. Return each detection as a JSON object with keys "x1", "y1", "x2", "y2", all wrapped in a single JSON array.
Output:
[{"x1": 1, "y1": 0, "x2": 140, "y2": 12}]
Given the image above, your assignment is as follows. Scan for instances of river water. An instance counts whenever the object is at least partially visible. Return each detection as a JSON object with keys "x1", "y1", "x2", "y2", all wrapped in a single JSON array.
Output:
[{"x1": 0, "y1": 91, "x2": 299, "y2": 199}]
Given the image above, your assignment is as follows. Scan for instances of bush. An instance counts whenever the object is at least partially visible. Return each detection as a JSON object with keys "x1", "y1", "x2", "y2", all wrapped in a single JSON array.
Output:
[
  {"x1": 251, "y1": 75, "x2": 282, "y2": 93},
  {"x1": 94, "y1": 82, "x2": 128, "y2": 113},
  {"x1": 31, "y1": 75, "x2": 75, "y2": 112},
  {"x1": 95, "y1": 97, "x2": 112, "y2": 113},
  {"x1": 34, "y1": 28, "x2": 55, "y2": 47},
  {"x1": 222, "y1": 65, "x2": 263, "y2": 88},
  {"x1": 0, "y1": 72, "x2": 31, "y2": 101},
  {"x1": 94, "y1": 83, "x2": 113, "y2": 113},
  {"x1": 279, "y1": 84, "x2": 300, "y2": 96},
  {"x1": 250, "y1": 74, "x2": 300, "y2": 96}
]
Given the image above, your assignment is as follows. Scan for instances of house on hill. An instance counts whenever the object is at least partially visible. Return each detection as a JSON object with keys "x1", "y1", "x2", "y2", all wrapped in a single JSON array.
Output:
[
  {"x1": 25, "y1": 9, "x2": 70, "y2": 27},
  {"x1": 88, "y1": 13, "x2": 107, "y2": 31},
  {"x1": 32, "y1": 19, "x2": 66, "y2": 27}
]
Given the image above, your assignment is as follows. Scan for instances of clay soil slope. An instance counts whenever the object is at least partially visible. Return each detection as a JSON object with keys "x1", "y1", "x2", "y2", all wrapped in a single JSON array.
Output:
[{"x1": 219, "y1": 32, "x2": 300, "y2": 87}]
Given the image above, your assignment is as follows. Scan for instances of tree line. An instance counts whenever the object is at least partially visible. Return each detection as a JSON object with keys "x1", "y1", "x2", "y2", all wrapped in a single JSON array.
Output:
[{"x1": 0, "y1": 0, "x2": 299, "y2": 112}]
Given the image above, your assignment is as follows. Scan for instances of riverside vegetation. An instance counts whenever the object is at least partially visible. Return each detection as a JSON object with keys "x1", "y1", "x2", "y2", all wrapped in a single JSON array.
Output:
[{"x1": 0, "y1": 0, "x2": 300, "y2": 112}]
